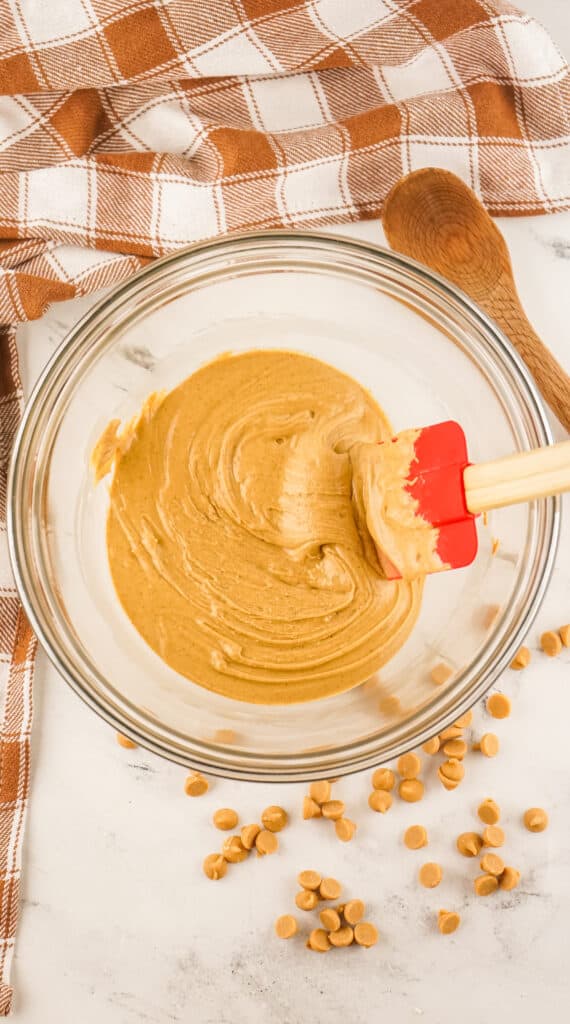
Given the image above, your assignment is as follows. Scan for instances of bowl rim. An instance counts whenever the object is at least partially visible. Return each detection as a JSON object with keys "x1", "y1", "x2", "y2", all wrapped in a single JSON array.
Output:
[{"x1": 8, "y1": 228, "x2": 560, "y2": 780}]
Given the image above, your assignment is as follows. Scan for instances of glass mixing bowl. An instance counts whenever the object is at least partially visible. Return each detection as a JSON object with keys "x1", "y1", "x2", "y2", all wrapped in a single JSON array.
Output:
[{"x1": 8, "y1": 231, "x2": 558, "y2": 780}]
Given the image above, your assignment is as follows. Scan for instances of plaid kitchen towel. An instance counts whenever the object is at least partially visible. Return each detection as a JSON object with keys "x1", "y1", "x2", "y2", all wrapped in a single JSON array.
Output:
[{"x1": 0, "y1": 0, "x2": 569, "y2": 1013}]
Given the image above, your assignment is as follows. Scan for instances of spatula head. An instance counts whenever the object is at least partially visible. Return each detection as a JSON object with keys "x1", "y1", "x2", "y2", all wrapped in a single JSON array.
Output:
[{"x1": 379, "y1": 421, "x2": 478, "y2": 579}]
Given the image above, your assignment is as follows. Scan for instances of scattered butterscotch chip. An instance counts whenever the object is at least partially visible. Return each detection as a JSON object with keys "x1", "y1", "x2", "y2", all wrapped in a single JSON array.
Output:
[
  {"x1": 354, "y1": 922, "x2": 379, "y2": 948},
  {"x1": 378, "y1": 694, "x2": 401, "y2": 715},
  {"x1": 213, "y1": 808, "x2": 239, "y2": 831},
  {"x1": 255, "y1": 830, "x2": 279, "y2": 856},
  {"x1": 309, "y1": 781, "x2": 331, "y2": 804},
  {"x1": 261, "y1": 805, "x2": 288, "y2": 832},
  {"x1": 442, "y1": 738, "x2": 467, "y2": 760},
  {"x1": 329, "y1": 926, "x2": 354, "y2": 947},
  {"x1": 430, "y1": 663, "x2": 453, "y2": 686},
  {"x1": 296, "y1": 889, "x2": 319, "y2": 911},
  {"x1": 422, "y1": 737, "x2": 440, "y2": 755},
  {"x1": 298, "y1": 869, "x2": 321, "y2": 891},
  {"x1": 474, "y1": 873, "x2": 499, "y2": 896},
  {"x1": 510, "y1": 646, "x2": 531, "y2": 670},
  {"x1": 438, "y1": 759, "x2": 465, "y2": 790},
  {"x1": 307, "y1": 928, "x2": 331, "y2": 953},
  {"x1": 439, "y1": 726, "x2": 463, "y2": 742},
  {"x1": 343, "y1": 899, "x2": 365, "y2": 925},
  {"x1": 482, "y1": 825, "x2": 505, "y2": 848},
  {"x1": 479, "y1": 733, "x2": 500, "y2": 758},
  {"x1": 399, "y1": 779, "x2": 424, "y2": 802},
  {"x1": 540, "y1": 630, "x2": 562, "y2": 657},
  {"x1": 368, "y1": 790, "x2": 393, "y2": 813},
  {"x1": 116, "y1": 733, "x2": 137, "y2": 749},
  {"x1": 486, "y1": 693, "x2": 511, "y2": 719},
  {"x1": 240, "y1": 824, "x2": 261, "y2": 850},
  {"x1": 371, "y1": 768, "x2": 396, "y2": 791},
  {"x1": 478, "y1": 799, "x2": 500, "y2": 825},
  {"x1": 203, "y1": 853, "x2": 227, "y2": 880},
  {"x1": 453, "y1": 711, "x2": 473, "y2": 729},
  {"x1": 213, "y1": 728, "x2": 237, "y2": 744},
  {"x1": 456, "y1": 832, "x2": 483, "y2": 857},
  {"x1": 499, "y1": 866, "x2": 521, "y2": 891},
  {"x1": 275, "y1": 914, "x2": 298, "y2": 939},
  {"x1": 523, "y1": 807, "x2": 549, "y2": 833},
  {"x1": 438, "y1": 910, "x2": 461, "y2": 935},
  {"x1": 404, "y1": 825, "x2": 428, "y2": 850},
  {"x1": 491, "y1": 537, "x2": 500, "y2": 556},
  {"x1": 482, "y1": 604, "x2": 501, "y2": 630},
  {"x1": 480, "y1": 852, "x2": 504, "y2": 876},
  {"x1": 320, "y1": 877, "x2": 342, "y2": 901},
  {"x1": 560, "y1": 624, "x2": 570, "y2": 647},
  {"x1": 397, "y1": 752, "x2": 422, "y2": 779},
  {"x1": 320, "y1": 908, "x2": 341, "y2": 932},
  {"x1": 222, "y1": 835, "x2": 249, "y2": 864},
  {"x1": 322, "y1": 800, "x2": 345, "y2": 820},
  {"x1": 419, "y1": 862, "x2": 443, "y2": 888},
  {"x1": 335, "y1": 817, "x2": 357, "y2": 842},
  {"x1": 303, "y1": 796, "x2": 322, "y2": 819},
  {"x1": 184, "y1": 772, "x2": 209, "y2": 797}
]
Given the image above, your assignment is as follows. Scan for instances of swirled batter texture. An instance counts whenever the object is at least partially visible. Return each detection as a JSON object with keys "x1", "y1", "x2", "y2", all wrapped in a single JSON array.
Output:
[{"x1": 96, "y1": 351, "x2": 423, "y2": 704}]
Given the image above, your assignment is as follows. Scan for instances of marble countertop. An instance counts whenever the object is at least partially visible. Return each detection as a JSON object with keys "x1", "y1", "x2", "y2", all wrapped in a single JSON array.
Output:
[{"x1": 12, "y1": 4, "x2": 570, "y2": 1021}]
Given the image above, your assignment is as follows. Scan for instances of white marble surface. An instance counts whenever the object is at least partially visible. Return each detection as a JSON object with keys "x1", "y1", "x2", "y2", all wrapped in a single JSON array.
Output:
[{"x1": 11, "y1": 5, "x2": 570, "y2": 1021}]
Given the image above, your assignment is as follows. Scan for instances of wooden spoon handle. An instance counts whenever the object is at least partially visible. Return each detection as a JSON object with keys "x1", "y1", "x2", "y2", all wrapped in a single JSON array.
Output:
[
  {"x1": 482, "y1": 277, "x2": 570, "y2": 433},
  {"x1": 464, "y1": 439, "x2": 570, "y2": 514}
]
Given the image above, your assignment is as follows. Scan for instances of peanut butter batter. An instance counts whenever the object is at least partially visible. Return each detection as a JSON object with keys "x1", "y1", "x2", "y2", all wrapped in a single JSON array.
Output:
[{"x1": 93, "y1": 350, "x2": 424, "y2": 704}]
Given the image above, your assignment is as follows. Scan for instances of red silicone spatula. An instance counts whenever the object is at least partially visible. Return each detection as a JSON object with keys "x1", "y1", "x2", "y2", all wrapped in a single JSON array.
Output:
[{"x1": 375, "y1": 421, "x2": 570, "y2": 580}]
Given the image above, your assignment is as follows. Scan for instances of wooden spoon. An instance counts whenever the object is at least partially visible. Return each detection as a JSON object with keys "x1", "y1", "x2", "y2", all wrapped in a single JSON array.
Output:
[{"x1": 382, "y1": 168, "x2": 570, "y2": 433}]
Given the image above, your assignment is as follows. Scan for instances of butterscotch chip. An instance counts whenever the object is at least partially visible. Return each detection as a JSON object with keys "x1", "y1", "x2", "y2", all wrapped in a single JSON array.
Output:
[
  {"x1": 320, "y1": 908, "x2": 341, "y2": 932},
  {"x1": 397, "y1": 752, "x2": 422, "y2": 779},
  {"x1": 480, "y1": 852, "x2": 504, "y2": 876},
  {"x1": 422, "y1": 737, "x2": 440, "y2": 755},
  {"x1": 275, "y1": 914, "x2": 298, "y2": 939},
  {"x1": 438, "y1": 910, "x2": 461, "y2": 935},
  {"x1": 438, "y1": 774, "x2": 459, "y2": 792},
  {"x1": 343, "y1": 899, "x2": 365, "y2": 925},
  {"x1": 184, "y1": 772, "x2": 209, "y2": 797},
  {"x1": 309, "y1": 781, "x2": 331, "y2": 804},
  {"x1": 378, "y1": 694, "x2": 401, "y2": 715},
  {"x1": 478, "y1": 799, "x2": 500, "y2": 825},
  {"x1": 486, "y1": 693, "x2": 511, "y2": 719},
  {"x1": 419, "y1": 862, "x2": 442, "y2": 888},
  {"x1": 203, "y1": 853, "x2": 227, "y2": 880},
  {"x1": 442, "y1": 738, "x2": 467, "y2": 759},
  {"x1": 560, "y1": 624, "x2": 570, "y2": 647},
  {"x1": 116, "y1": 733, "x2": 137, "y2": 749},
  {"x1": 371, "y1": 768, "x2": 396, "y2": 791},
  {"x1": 222, "y1": 835, "x2": 249, "y2": 863},
  {"x1": 296, "y1": 889, "x2": 319, "y2": 911},
  {"x1": 298, "y1": 870, "x2": 321, "y2": 891},
  {"x1": 479, "y1": 733, "x2": 500, "y2": 757},
  {"x1": 240, "y1": 824, "x2": 261, "y2": 850},
  {"x1": 510, "y1": 646, "x2": 530, "y2": 670},
  {"x1": 439, "y1": 759, "x2": 464, "y2": 784},
  {"x1": 329, "y1": 926, "x2": 354, "y2": 948},
  {"x1": 482, "y1": 825, "x2": 505, "y2": 848},
  {"x1": 322, "y1": 800, "x2": 345, "y2": 820},
  {"x1": 399, "y1": 779, "x2": 424, "y2": 802},
  {"x1": 303, "y1": 797, "x2": 322, "y2": 819},
  {"x1": 354, "y1": 922, "x2": 379, "y2": 948},
  {"x1": 439, "y1": 726, "x2": 463, "y2": 742},
  {"x1": 335, "y1": 817, "x2": 357, "y2": 842},
  {"x1": 404, "y1": 825, "x2": 428, "y2": 850},
  {"x1": 456, "y1": 832, "x2": 483, "y2": 857},
  {"x1": 474, "y1": 873, "x2": 499, "y2": 896},
  {"x1": 320, "y1": 877, "x2": 342, "y2": 901},
  {"x1": 307, "y1": 928, "x2": 331, "y2": 953},
  {"x1": 255, "y1": 830, "x2": 278, "y2": 856},
  {"x1": 368, "y1": 790, "x2": 393, "y2": 813},
  {"x1": 499, "y1": 866, "x2": 521, "y2": 891},
  {"x1": 261, "y1": 805, "x2": 288, "y2": 832},
  {"x1": 523, "y1": 807, "x2": 548, "y2": 833},
  {"x1": 213, "y1": 808, "x2": 238, "y2": 831},
  {"x1": 540, "y1": 630, "x2": 562, "y2": 657},
  {"x1": 453, "y1": 711, "x2": 473, "y2": 729},
  {"x1": 430, "y1": 662, "x2": 453, "y2": 686}
]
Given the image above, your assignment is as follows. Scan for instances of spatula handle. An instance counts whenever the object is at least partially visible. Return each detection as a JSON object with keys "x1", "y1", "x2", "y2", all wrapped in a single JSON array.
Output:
[{"x1": 464, "y1": 440, "x2": 570, "y2": 514}]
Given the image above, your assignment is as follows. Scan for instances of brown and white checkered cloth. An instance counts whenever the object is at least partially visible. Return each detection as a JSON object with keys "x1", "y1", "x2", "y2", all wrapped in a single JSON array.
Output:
[{"x1": 0, "y1": 0, "x2": 569, "y2": 1013}]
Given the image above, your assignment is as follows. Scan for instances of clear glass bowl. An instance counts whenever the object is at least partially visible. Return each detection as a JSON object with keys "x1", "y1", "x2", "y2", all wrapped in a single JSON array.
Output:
[{"x1": 8, "y1": 231, "x2": 558, "y2": 781}]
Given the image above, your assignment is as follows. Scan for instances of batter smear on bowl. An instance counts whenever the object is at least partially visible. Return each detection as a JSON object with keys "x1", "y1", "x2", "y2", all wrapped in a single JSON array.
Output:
[{"x1": 91, "y1": 350, "x2": 426, "y2": 704}]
